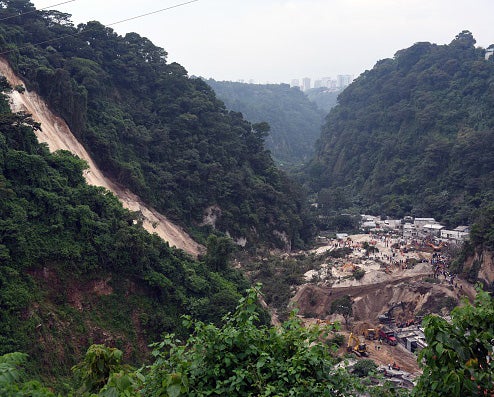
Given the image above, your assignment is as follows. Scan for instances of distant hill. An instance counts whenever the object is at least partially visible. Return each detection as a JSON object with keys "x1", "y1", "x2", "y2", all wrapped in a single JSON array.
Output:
[
  {"x1": 0, "y1": 2, "x2": 313, "y2": 249},
  {"x1": 206, "y1": 80, "x2": 326, "y2": 167},
  {"x1": 308, "y1": 31, "x2": 494, "y2": 226}
]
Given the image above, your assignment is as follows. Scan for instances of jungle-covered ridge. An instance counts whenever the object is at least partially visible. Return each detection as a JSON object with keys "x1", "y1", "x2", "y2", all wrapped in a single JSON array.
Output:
[
  {"x1": 308, "y1": 31, "x2": 494, "y2": 228},
  {"x1": 206, "y1": 79, "x2": 326, "y2": 168},
  {"x1": 0, "y1": 0, "x2": 313, "y2": 250},
  {"x1": 0, "y1": 72, "x2": 260, "y2": 382}
]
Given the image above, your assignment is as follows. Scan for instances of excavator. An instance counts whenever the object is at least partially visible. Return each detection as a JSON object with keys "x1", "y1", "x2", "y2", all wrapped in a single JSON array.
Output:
[
  {"x1": 426, "y1": 241, "x2": 445, "y2": 252},
  {"x1": 347, "y1": 332, "x2": 369, "y2": 357}
]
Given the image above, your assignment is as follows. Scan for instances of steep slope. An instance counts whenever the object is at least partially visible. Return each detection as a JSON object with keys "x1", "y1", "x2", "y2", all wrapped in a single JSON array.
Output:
[
  {"x1": 0, "y1": 77, "x2": 253, "y2": 383},
  {"x1": 0, "y1": 3, "x2": 312, "y2": 249},
  {"x1": 0, "y1": 57, "x2": 203, "y2": 256},
  {"x1": 206, "y1": 80, "x2": 326, "y2": 167},
  {"x1": 308, "y1": 31, "x2": 494, "y2": 225}
]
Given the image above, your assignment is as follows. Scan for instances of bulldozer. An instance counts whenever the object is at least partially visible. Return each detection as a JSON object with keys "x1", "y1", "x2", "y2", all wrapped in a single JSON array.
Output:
[{"x1": 347, "y1": 332, "x2": 369, "y2": 357}]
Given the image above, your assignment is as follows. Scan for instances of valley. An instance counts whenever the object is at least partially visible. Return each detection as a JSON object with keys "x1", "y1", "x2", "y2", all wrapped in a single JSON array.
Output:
[{"x1": 0, "y1": 4, "x2": 493, "y2": 394}]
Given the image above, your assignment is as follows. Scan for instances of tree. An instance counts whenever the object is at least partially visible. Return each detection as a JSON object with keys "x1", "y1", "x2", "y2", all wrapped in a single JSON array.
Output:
[
  {"x1": 203, "y1": 234, "x2": 235, "y2": 272},
  {"x1": 71, "y1": 344, "x2": 139, "y2": 396},
  {"x1": 413, "y1": 287, "x2": 494, "y2": 397},
  {"x1": 330, "y1": 295, "x2": 353, "y2": 329},
  {"x1": 142, "y1": 285, "x2": 364, "y2": 396},
  {"x1": 352, "y1": 359, "x2": 377, "y2": 377}
]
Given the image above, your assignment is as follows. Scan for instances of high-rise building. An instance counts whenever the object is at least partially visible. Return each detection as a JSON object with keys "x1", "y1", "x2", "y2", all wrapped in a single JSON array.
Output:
[
  {"x1": 302, "y1": 77, "x2": 311, "y2": 91},
  {"x1": 337, "y1": 74, "x2": 353, "y2": 88},
  {"x1": 290, "y1": 79, "x2": 300, "y2": 88}
]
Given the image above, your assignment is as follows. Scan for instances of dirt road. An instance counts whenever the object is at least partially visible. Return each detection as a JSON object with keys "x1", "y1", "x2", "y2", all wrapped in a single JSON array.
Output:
[{"x1": 0, "y1": 57, "x2": 204, "y2": 257}]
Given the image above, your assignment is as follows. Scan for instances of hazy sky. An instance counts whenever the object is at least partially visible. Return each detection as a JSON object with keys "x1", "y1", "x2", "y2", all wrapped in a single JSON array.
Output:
[{"x1": 31, "y1": 0, "x2": 494, "y2": 84}]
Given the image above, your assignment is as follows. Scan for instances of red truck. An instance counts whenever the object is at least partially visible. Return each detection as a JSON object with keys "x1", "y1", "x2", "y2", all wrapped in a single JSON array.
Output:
[{"x1": 379, "y1": 326, "x2": 398, "y2": 346}]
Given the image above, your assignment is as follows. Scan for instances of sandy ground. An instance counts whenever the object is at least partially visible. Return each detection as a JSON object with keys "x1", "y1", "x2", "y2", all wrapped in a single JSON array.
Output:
[
  {"x1": 0, "y1": 57, "x2": 204, "y2": 257},
  {"x1": 296, "y1": 233, "x2": 478, "y2": 375}
]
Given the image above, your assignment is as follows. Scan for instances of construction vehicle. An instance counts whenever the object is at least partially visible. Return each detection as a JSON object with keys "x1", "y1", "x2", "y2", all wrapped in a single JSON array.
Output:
[
  {"x1": 347, "y1": 332, "x2": 369, "y2": 356},
  {"x1": 427, "y1": 241, "x2": 445, "y2": 252},
  {"x1": 378, "y1": 302, "x2": 403, "y2": 324},
  {"x1": 362, "y1": 328, "x2": 377, "y2": 340},
  {"x1": 379, "y1": 326, "x2": 398, "y2": 346}
]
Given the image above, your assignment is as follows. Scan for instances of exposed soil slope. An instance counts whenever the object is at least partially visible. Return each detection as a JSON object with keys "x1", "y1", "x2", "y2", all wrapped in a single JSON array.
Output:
[
  {"x1": 292, "y1": 234, "x2": 475, "y2": 374},
  {"x1": 0, "y1": 57, "x2": 203, "y2": 256}
]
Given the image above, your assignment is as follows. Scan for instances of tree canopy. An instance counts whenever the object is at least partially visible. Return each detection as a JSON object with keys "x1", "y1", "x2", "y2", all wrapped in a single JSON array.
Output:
[
  {"x1": 308, "y1": 32, "x2": 494, "y2": 226},
  {"x1": 206, "y1": 79, "x2": 326, "y2": 168},
  {"x1": 0, "y1": 0, "x2": 313, "y2": 248},
  {"x1": 0, "y1": 75, "x2": 253, "y2": 384}
]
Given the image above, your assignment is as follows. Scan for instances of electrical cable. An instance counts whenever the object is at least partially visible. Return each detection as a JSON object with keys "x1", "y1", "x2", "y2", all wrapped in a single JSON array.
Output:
[
  {"x1": 0, "y1": 0, "x2": 76, "y2": 22},
  {"x1": 0, "y1": 0, "x2": 200, "y2": 55}
]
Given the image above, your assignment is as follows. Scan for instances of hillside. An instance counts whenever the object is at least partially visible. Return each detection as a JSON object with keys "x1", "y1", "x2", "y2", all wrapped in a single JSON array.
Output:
[
  {"x1": 0, "y1": 57, "x2": 203, "y2": 256},
  {"x1": 206, "y1": 79, "x2": 326, "y2": 167},
  {"x1": 0, "y1": 74, "x2": 258, "y2": 383},
  {"x1": 308, "y1": 31, "x2": 494, "y2": 226},
  {"x1": 0, "y1": 1, "x2": 312, "y2": 249}
]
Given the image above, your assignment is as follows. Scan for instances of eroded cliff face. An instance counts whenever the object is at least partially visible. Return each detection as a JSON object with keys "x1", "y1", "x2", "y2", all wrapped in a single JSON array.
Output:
[
  {"x1": 0, "y1": 57, "x2": 204, "y2": 257},
  {"x1": 464, "y1": 249, "x2": 494, "y2": 287}
]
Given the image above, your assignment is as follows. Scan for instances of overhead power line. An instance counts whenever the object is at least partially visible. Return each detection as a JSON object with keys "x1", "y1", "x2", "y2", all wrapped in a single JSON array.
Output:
[
  {"x1": 0, "y1": 0, "x2": 200, "y2": 55},
  {"x1": 106, "y1": 0, "x2": 199, "y2": 27},
  {"x1": 0, "y1": 0, "x2": 76, "y2": 22}
]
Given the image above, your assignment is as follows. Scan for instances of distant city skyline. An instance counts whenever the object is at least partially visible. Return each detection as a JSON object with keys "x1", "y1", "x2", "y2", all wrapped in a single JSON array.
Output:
[{"x1": 234, "y1": 74, "x2": 354, "y2": 91}]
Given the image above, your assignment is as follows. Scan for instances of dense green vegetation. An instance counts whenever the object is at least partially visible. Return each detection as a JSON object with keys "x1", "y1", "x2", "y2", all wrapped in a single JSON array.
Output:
[
  {"x1": 413, "y1": 287, "x2": 494, "y2": 396},
  {"x1": 308, "y1": 31, "x2": 494, "y2": 226},
  {"x1": 6, "y1": 286, "x2": 493, "y2": 396},
  {"x1": 2, "y1": 287, "x2": 410, "y2": 396},
  {"x1": 206, "y1": 79, "x2": 326, "y2": 168},
  {"x1": 0, "y1": 77, "x2": 253, "y2": 384},
  {"x1": 0, "y1": 0, "x2": 312, "y2": 248}
]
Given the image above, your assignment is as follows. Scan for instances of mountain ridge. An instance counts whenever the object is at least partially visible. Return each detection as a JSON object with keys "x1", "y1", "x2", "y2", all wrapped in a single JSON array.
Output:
[{"x1": 308, "y1": 31, "x2": 494, "y2": 225}]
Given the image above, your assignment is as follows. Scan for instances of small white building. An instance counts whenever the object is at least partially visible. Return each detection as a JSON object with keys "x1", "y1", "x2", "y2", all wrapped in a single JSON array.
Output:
[
  {"x1": 403, "y1": 223, "x2": 418, "y2": 239},
  {"x1": 361, "y1": 221, "x2": 377, "y2": 230},
  {"x1": 421, "y1": 223, "x2": 444, "y2": 237},
  {"x1": 441, "y1": 226, "x2": 469, "y2": 242}
]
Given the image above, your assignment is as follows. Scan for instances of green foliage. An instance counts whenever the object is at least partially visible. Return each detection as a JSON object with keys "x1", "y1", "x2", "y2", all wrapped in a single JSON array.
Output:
[
  {"x1": 308, "y1": 32, "x2": 494, "y2": 225},
  {"x1": 330, "y1": 295, "x2": 353, "y2": 328},
  {"x1": 203, "y1": 234, "x2": 235, "y2": 272},
  {"x1": 72, "y1": 344, "x2": 139, "y2": 396},
  {"x1": 241, "y1": 252, "x2": 326, "y2": 319},
  {"x1": 142, "y1": 285, "x2": 364, "y2": 396},
  {"x1": 469, "y1": 203, "x2": 494, "y2": 250},
  {"x1": 0, "y1": 80, "x2": 251, "y2": 386},
  {"x1": 413, "y1": 287, "x2": 494, "y2": 397},
  {"x1": 0, "y1": 7, "x2": 314, "y2": 249},
  {"x1": 352, "y1": 359, "x2": 377, "y2": 377},
  {"x1": 206, "y1": 79, "x2": 326, "y2": 168},
  {"x1": 0, "y1": 352, "x2": 55, "y2": 396}
]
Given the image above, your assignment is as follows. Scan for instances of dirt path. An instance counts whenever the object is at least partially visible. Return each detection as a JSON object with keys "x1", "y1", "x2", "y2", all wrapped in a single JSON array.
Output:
[{"x1": 0, "y1": 58, "x2": 204, "y2": 257}]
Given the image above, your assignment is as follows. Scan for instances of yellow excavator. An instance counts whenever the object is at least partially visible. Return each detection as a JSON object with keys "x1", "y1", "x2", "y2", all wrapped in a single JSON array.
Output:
[{"x1": 347, "y1": 332, "x2": 369, "y2": 357}]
